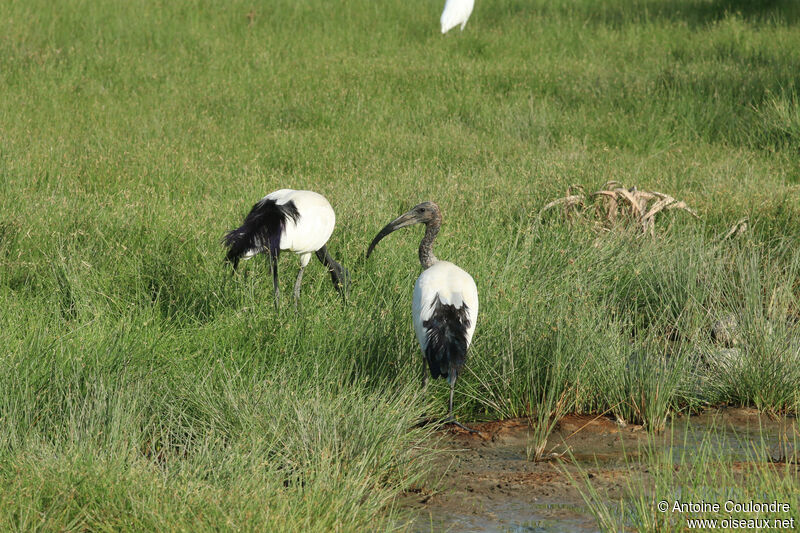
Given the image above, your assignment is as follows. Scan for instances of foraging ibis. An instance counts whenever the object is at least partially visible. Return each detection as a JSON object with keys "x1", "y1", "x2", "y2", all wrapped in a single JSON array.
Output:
[
  {"x1": 440, "y1": 0, "x2": 475, "y2": 33},
  {"x1": 223, "y1": 189, "x2": 348, "y2": 305},
  {"x1": 367, "y1": 202, "x2": 478, "y2": 431}
]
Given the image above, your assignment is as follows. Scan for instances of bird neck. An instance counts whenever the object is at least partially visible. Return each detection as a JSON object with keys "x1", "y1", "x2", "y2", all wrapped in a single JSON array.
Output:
[{"x1": 419, "y1": 220, "x2": 440, "y2": 269}]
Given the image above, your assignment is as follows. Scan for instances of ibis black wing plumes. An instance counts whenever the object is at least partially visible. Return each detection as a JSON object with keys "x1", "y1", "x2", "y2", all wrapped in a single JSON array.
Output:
[
  {"x1": 422, "y1": 295, "x2": 471, "y2": 383},
  {"x1": 223, "y1": 198, "x2": 300, "y2": 269}
]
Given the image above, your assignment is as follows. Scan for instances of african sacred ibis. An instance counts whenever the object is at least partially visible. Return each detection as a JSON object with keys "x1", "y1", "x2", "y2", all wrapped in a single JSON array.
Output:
[
  {"x1": 223, "y1": 189, "x2": 348, "y2": 306},
  {"x1": 367, "y1": 202, "x2": 478, "y2": 432},
  {"x1": 440, "y1": 0, "x2": 475, "y2": 34}
]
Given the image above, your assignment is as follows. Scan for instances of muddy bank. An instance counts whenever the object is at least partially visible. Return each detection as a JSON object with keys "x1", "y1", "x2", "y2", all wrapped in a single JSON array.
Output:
[{"x1": 399, "y1": 408, "x2": 797, "y2": 532}]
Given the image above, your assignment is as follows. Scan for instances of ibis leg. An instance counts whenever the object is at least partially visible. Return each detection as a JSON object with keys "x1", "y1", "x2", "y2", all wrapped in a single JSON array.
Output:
[
  {"x1": 421, "y1": 358, "x2": 429, "y2": 390},
  {"x1": 315, "y1": 245, "x2": 349, "y2": 300},
  {"x1": 293, "y1": 265, "x2": 305, "y2": 309},
  {"x1": 445, "y1": 374, "x2": 478, "y2": 434},
  {"x1": 270, "y1": 252, "x2": 280, "y2": 307},
  {"x1": 448, "y1": 379, "x2": 455, "y2": 418}
]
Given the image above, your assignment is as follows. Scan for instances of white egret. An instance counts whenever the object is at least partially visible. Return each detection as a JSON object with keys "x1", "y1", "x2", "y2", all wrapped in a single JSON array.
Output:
[{"x1": 441, "y1": 0, "x2": 475, "y2": 34}]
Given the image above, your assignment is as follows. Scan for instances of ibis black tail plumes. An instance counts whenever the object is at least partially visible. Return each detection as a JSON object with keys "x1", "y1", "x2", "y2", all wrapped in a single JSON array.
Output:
[
  {"x1": 223, "y1": 198, "x2": 300, "y2": 269},
  {"x1": 423, "y1": 296, "x2": 470, "y2": 383}
]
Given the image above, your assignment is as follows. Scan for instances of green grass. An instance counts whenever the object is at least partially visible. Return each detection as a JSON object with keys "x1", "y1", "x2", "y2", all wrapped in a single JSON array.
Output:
[{"x1": 1, "y1": 0, "x2": 799, "y2": 529}]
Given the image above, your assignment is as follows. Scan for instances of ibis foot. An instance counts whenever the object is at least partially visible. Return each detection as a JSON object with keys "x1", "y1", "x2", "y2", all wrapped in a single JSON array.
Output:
[{"x1": 443, "y1": 416, "x2": 479, "y2": 434}]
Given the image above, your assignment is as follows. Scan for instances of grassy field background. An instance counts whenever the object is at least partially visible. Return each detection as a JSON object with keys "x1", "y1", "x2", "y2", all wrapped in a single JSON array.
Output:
[{"x1": 1, "y1": 0, "x2": 799, "y2": 529}]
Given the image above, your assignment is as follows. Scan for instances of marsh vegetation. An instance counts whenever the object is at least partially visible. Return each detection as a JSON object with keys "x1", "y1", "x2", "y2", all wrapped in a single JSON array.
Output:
[{"x1": 1, "y1": 0, "x2": 798, "y2": 529}]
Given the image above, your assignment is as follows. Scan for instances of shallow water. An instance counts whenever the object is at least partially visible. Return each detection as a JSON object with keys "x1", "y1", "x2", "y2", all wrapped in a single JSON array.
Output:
[{"x1": 400, "y1": 408, "x2": 797, "y2": 532}]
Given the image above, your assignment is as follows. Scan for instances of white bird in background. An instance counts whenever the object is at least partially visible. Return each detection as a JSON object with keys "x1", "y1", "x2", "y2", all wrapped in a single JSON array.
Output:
[
  {"x1": 367, "y1": 202, "x2": 479, "y2": 432},
  {"x1": 440, "y1": 0, "x2": 475, "y2": 34},
  {"x1": 223, "y1": 189, "x2": 348, "y2": 306}
]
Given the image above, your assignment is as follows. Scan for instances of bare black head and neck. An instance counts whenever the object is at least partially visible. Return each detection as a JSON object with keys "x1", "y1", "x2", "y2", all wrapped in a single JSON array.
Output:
[{"x1": 366, "y1": 201, "x2": 443, "y2": 269}]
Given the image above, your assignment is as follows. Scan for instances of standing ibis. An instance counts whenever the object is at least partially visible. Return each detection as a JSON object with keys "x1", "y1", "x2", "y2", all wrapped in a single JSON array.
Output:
[
  {"x1": 223, "y1": 189, "x2": 348, "y2": 306},
  {"x1": 367, "y1": 202, "x2": 478, "y2": 431},
  {"x1": 440, "y1": 0, "x2": 475, "y2": 34}
]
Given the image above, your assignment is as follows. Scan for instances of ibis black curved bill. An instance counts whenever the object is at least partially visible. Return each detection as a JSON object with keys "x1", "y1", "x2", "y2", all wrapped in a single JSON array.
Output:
[{"x1": 366, "y1": 211, "x2": 425, "y2": 258}]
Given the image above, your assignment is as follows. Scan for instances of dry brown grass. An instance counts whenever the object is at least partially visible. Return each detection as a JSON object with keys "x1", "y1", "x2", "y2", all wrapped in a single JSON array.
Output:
[{"x1": 536, "y1": 181, "x2": 700, "y2": 235}]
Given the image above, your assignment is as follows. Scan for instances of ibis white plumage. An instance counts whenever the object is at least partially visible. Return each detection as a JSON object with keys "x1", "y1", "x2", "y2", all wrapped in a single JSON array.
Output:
[
  {"x1": 440, "y1": 0, "x2": 475, "y2": 34},
  {"x1": 367, "y1": 202, "x2": 478, "y2": 431},
  {"x1": 223, "y1": 189, "x2": 348, "y2": 305}
]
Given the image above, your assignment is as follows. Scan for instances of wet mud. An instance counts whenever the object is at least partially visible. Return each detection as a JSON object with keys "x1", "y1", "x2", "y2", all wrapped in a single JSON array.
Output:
[{"x1": 400, "y1": 408, "x2": 797, "y2": 532}]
